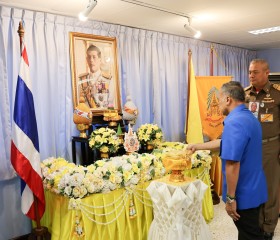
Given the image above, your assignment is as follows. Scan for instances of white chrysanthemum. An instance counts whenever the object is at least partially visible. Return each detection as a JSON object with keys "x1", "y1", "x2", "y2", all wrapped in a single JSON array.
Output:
[
  {"x1": 115, "y1": 172, "x2": 123, "y2": 184},
  {"x1": 130, "y1": 175, "x2": 140, "y2": 185},
  {"x1": 93, "y1": 167, "x2": 105, "y2": 179},
  {"x1": 64, "y1": 186, "x2": 72, "y2": 196},
  {"x1": 108, "y1": 181, "x2": 117, "y2": 191},
  {"x1": 86, "y1": 183, "x2": 96, "y2": 194},
  {"x1": 78, "y1": 186, "x2": 88, "y2": 198},
  {"x1": 122, "y1": 162, "x2": 132, "y2": 172}
]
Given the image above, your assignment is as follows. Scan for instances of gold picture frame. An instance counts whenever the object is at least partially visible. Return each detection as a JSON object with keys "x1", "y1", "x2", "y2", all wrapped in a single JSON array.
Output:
[{"x1": 69, "y1": 32, "x2": 121, "y2": 116}]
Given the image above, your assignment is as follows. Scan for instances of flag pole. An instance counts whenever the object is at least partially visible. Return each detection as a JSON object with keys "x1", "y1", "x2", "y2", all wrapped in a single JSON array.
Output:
[
  {"x1": 209, "y1": 43, "x2": 221, "y2": 205},
  {"x1": 210, "y1": 44, "x2": 214, "y2": 76},
  {"x1": 17, "y1": 21, "x2": 51, "y2": 240},
  {"x1": 184, "y1": 49, "x2": 192, "y2": 138}
]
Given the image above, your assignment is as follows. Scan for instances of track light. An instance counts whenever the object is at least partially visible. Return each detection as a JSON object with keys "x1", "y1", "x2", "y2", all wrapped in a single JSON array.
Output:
[
  {"x1": 184, "y1": 18, "x2": 201, "y2": 39},
  {"x1": 79, "y1": 0, "x2": 97, "y2": 21}
]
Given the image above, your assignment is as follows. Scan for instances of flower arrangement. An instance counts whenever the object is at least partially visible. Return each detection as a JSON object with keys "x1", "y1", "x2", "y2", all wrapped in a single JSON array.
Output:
[
  {"x1": 191, "y1": 150, "x2": 212, "y2": 169},
  {"x1": 136, "y1": 123, "x2": 163, "y2": 145},
  {"x1": 89, "y1": 127, "x2": 120, "y2": 154},
  {"x1": 41, "y1": 153, "x2": 165, "y2": 199}
]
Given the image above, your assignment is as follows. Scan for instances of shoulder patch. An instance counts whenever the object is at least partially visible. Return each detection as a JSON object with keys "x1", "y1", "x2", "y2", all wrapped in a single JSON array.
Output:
[
  {"x1": 272, "y1": 84, "x2": 280, "y2": 91},
  {"x1": 102, "y1": 72, "x2": 112, "y2": 80},
  {"x1": 244, "y1": 85, "x2": 252, "y2": 91}
]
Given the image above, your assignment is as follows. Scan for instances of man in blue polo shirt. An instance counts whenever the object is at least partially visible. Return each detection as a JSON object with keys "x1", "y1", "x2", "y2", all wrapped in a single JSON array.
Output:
[{"x1": 188, "y1": 81, "x2": 268, "y2": 240}]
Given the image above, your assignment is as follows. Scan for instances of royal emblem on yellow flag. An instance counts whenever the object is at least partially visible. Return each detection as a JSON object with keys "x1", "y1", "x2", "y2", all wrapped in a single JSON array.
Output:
[{"x1": 195, "y1": 76, "x2": 231, "y2": 140}]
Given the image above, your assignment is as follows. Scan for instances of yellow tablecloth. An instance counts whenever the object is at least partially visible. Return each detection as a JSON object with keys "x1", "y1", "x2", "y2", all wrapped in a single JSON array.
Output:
[
  {"x1": 40, "y1": 182, "x2": 153, "y2": 240},
  {"x1": 210, "y1": 153, "x2": 222, "y2": 196}
]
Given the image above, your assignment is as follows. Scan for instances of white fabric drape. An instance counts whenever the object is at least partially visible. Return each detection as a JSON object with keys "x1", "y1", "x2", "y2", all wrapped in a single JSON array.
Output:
[{"x1": 147, "y1": 179, "x2": 211, "y2": 240}]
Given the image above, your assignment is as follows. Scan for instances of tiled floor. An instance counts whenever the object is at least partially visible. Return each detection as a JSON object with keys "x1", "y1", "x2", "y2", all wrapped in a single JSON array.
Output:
[{"x1": 208, "y1": 200, "x2": 280, "y2": 240}]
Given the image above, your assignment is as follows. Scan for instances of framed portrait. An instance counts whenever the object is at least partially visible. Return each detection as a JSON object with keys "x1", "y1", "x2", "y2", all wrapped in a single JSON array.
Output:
[{"x1": 69, "y1": 32, "x2": 121, "y2": 116}]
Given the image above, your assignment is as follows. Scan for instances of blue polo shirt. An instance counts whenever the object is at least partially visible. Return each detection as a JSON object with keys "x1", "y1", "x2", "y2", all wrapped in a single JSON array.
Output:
[{"x1": 221, "y1": 104, "x2": 267, "y2": 209}]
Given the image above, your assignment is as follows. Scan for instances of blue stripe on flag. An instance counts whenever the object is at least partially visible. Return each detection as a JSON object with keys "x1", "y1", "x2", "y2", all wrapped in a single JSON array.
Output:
[
  {"x1": 13, "y1": 75, "x2": 39, "y2": 152},
  {"x1": 20, "y1": 178, "x2": 26, "y2": 195}
]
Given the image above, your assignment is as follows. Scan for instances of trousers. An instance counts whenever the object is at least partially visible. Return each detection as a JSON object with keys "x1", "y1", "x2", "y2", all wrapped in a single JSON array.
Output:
[{"x1": 259, "y1": 139, "x2": 280, "y2": 233}]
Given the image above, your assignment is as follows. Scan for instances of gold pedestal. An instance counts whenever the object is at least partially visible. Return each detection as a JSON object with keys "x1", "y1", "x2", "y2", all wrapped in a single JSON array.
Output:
[
  {"x1": 109, "y1": 121, "x2": 118, "y2": 127},
  {"x1": 100, "y1": 151, "x2": 109, "y2": 159},
  {"x1": 169, "y1": 170, "x2": 185, "y2": 182},
  {"x1": 76, "y1": 124, "x2": 90, "y2": 138},
  {"x1": 146, "y1": 143, "x2": 154, "y2": 151},
  {"x1": 103, "y1": 109, "x2": 121, "y2": 127}
]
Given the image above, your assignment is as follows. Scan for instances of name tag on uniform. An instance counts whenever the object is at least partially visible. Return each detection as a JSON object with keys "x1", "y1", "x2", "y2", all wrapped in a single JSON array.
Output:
[{"x1": 260, "y1": 114, "x2": 273, "y2": 122}]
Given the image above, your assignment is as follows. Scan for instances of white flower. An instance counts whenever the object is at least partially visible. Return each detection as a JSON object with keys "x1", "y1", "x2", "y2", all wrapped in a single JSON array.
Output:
[
  {"x1": 64, "y1": 186, "x2": 73, "y2": 197},
  {"x1": 41, "y1": 153, "x2": 165, "y2": 199}
]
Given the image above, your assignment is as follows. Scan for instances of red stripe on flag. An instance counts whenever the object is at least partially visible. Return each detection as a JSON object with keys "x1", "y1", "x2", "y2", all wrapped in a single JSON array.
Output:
[
  {"x1": 11, "y1": 142, "x2": 45, "y2": 220},
  {"x1": 26, "y1": 201, "x2": 37, "y2": 220},
  {"x1": 21, "y1": 47, "x2": 29, "y2": 66}
]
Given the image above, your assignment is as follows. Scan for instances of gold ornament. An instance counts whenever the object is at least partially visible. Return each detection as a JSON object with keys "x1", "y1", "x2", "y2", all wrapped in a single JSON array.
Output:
[
  {"x1": 73, "y1": 97, "x2": 92, "y2": 138},
  {"x1": 162, "y1": 150, "x2": 192, "y2": 182},
  {"x1": 129, "y1": 193, "x2": 137, "y2": 219}
]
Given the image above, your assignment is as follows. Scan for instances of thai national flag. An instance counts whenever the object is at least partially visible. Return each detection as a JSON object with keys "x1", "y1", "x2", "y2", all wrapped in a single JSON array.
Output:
[{"x1": 11, "y1": 45, "x2": 45, "y2": 220}]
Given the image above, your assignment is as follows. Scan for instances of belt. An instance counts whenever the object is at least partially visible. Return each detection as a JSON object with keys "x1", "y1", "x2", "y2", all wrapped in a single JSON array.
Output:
[{"x1": 262, "y1": 135, "x2": 279, "y2": 143}]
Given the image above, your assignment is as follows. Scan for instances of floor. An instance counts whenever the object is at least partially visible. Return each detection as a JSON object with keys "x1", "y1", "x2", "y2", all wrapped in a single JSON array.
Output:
[{"x1": 208, "y1": 200, "x2": 280, "y2": 240}]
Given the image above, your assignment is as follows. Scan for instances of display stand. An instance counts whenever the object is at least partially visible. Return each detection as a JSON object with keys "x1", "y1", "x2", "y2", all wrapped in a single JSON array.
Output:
[
  {"x1": 72, "y1": 136, "x2": 93, "y2": 166},
  {"x1": 147, "y1": 176, "x2": 212, "y2": 240}
]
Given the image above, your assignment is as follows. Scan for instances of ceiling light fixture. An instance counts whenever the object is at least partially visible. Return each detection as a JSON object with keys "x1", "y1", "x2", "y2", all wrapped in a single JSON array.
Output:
[
  {"x1": 248, "y1": 26, "x2": 280, "y2": 35},
  {"x1": 79, "y1": 0, "x2": 97, "y2": 21},
  {"x1": 184, "y1": 17, "x2": 201, "y2": 39},
  {"x1": 120, "y1": 0, "x2": 201, "y2": 38}
]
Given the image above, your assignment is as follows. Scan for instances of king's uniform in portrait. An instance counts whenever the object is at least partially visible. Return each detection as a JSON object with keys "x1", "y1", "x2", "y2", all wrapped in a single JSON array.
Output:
[{"x1": 78, "y1": 69, "x2": 114, "y2": 109}]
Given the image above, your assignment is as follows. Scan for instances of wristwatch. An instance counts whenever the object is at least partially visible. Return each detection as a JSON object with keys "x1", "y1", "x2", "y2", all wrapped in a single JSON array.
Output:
[{"x1": 226, "y1": 194, "x2": 236, "y2": 204}]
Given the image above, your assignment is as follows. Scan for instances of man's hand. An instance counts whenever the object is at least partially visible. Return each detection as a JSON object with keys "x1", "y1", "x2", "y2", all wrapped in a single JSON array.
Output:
[
  {"x1": 186, "y1": 144, "x2": 198, "y2": 153},
  {"x1": 225, "y1": 201, "x2": 240, "y2": 221}
]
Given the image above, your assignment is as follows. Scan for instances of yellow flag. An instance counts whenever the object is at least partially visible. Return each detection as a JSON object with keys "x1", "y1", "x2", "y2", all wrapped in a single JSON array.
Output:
[
  {"x1": 196, "y1": 76, "x2": 231, "y2": 140},
  {"x1": 186, "y1": 58, "x2": 204, "y2": 143}
]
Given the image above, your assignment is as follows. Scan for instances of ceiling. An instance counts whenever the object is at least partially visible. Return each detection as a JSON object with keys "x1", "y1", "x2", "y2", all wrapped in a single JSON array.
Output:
[{"x1": 1, "y1": 0, "x2": 280, "y2": 50}]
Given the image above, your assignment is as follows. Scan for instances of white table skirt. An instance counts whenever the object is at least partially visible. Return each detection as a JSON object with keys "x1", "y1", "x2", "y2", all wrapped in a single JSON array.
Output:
[{"x1": 147, "y1": 177, "x2": 212, "y2": 240}]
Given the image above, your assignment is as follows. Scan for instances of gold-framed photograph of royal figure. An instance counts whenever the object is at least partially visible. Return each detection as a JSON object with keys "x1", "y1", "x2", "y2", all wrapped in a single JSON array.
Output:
[{"x1": 70, "y1": 32, "x2": 121, "y2": 116}]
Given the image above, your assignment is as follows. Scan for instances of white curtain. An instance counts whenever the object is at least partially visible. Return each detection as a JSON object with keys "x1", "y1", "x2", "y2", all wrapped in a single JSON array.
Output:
[
  {"x1": 0, "y1": 6, "x2": 256, "y2": 181},
  {"x1": 0, "y1": 6, "x2": 256, "y2": 238}
]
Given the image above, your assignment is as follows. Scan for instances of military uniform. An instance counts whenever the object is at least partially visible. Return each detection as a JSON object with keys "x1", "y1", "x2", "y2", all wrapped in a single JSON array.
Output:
[
  {"x1": 78, "y1": 70, "x2": 114, "y2": 109},
  {"x1": 245, "y1": 81, "x2": 280, "y2": 233}
]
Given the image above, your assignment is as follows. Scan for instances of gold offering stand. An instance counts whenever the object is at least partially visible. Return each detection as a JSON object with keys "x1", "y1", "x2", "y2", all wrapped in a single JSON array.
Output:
[
  {"x1": 103, "y1": 109, "x2": 122, "y2": 127},
  {"x1": 162, "y1": 150, "x2": 193, "y2": 182}
]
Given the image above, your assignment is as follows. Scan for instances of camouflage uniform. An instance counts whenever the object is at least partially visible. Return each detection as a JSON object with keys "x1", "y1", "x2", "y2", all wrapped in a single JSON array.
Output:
[
  {"x1": 245, "y1": 81, "x2": 280, "y2": 233},
  {"x1": 78, "y1": 70, "x2": 114, "y2": 109}
]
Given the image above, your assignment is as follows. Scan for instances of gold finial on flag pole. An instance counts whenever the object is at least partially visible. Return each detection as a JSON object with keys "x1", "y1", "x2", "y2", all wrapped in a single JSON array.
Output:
[{"x1": 17, "y1": 21, "x2": 24, "y2": 52}]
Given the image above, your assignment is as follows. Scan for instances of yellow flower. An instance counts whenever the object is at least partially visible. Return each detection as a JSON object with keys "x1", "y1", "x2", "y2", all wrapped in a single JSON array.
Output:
[
  {"x1": 96, "y1": 160, "x2": 105, "y2": 167},
  {"x1": 89, "y1": 127, "x2": 119, "y2": 153},
  {"x1": 132, "y1": 163, "x2": 140, "y2": 173},
  {"x1": 100, "y1": 146, "x2": 109, "y2": 153},
  {"x1": 137, "y1": 123, "x2": 163, "y2": 144},
  {"x1": 109, "y1": 173, "x2": 116, "y2": 183},
  {"x1": 123, "y1": 171, "x2": 132, "y2": 181}
]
